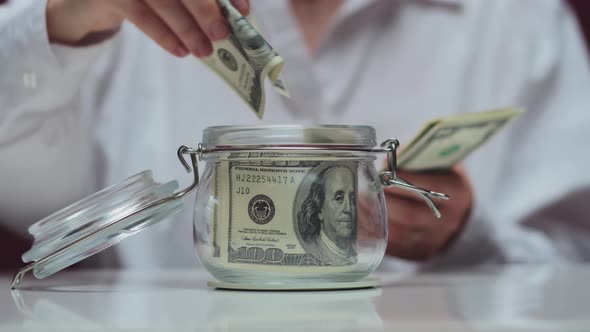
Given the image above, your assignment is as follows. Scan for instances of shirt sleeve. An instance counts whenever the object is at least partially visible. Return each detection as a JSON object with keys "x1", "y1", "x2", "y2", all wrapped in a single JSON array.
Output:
[
  {"x1": 422, "y1": 0, "x2": 590, "y2": 268},
  {"x1": 0, "y1": 0, "x2": 115, "y2": 235},
  {"x1": 0, "y1": 0, "x2": 111, "y2": 125}
]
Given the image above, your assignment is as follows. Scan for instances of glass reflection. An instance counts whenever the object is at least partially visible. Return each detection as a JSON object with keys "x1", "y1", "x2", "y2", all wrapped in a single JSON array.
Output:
[
  {"x1": 206, "y1": 288, "x2": 383, "y2": 331},
  {"x1": 9, "y1": 273, "x2": 383, "y2": 332}
]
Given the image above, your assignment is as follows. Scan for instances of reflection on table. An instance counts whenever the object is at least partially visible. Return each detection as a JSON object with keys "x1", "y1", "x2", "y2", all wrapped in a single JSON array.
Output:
[
  {"x1": 2, "y1": 265, "x2": 590, "y2": 331},
  {"x1": 8, "y1": 270, "x2": 382, "y2": 331}
]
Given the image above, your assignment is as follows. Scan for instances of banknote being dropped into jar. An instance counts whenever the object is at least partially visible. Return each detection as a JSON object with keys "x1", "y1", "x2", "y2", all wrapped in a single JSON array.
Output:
[
  {"x1": 202, "y1": 0, "x2": 290, "y2": 119},
  {"x1": 212, "y1": 155, "x2": 360, "y2": 272}
]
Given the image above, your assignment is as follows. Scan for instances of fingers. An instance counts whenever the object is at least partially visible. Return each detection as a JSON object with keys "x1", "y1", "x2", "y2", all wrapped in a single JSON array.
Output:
[
  {"x1": 386, "y1": 224, "x2": 440, "y2": 261},
  {"x1": 181, "y1": 0, "x2": 230, "y2": 43},
  {"x1": 116, "y1": 1, "x2": 189, "y2": 57},
  {"x1": 375, "y1": 162, "x2": 474, "y2": 260},
  {"x1": 230, "y1": 0, "x2": 250, "y2": 15},
  {"x1": 383, "y1": 166, "x2": 472, "y2": 217},
  {"x1": 146, "y1": 0, "x2": 211, "y2": 57},
  {"x1": 383, "y1": 166, "x2": 474, "y2": 261},
  {"x1": 357, "y1": 197, "x2": 380, "y2": 241},
  {"x1": 393, "y1": 168, "x2": 463, "y2": 197},
  {"x1": 385, "y1": 196, "x2": 445, "y2": 260},
  {"x1": 109, "y1": 0, "x2": 251, "y2": 58},
  {"x1": 386, "y1": 194, "x2": 437, "y2": 227}
]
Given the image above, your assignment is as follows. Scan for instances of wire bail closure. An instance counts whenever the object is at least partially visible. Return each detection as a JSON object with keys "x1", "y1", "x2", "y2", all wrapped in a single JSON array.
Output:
[
  {"x1": 175, "y1": 144, "x2": 202, "y2": 199},
  {"x1": 377, "y1": 139, "x2": 449, "y2": 218},
  {"x1": 11, "y1": 140, "x2": 447, "y2": 289}
]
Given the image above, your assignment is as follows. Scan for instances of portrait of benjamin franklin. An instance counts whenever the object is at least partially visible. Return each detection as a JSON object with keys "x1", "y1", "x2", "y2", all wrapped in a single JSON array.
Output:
[
  {"x1": 296, "y1": 165, "x2": 357, "y2": 265},
  {"x1": 230, "y1": 16, "x2": 275, "y2": 71}
]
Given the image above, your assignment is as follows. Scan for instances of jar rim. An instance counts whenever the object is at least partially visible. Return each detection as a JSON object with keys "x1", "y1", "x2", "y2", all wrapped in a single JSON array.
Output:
[{"x1": 202, "y1": 124, "x2": 377, "y2": 148}]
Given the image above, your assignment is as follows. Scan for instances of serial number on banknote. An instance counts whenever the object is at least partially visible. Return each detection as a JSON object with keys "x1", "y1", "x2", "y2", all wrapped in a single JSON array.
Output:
[{"x1": 235, "y1": 173, "x2": 297, "y2": 185}]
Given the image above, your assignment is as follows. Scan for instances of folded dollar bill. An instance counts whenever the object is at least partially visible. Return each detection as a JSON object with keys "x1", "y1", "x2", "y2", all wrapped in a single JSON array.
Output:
[
  {"x1": 212, "y1": 158, "x2": 360, "y2": 269},
  {"x1": 398, "y1": 108, "x2": 525, "y2": 171},
  {"x1": 202, "y1": 0, "x2": 289, "y2": 119}
]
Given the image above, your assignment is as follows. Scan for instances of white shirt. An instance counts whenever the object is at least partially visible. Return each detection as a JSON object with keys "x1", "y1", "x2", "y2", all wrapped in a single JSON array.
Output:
[{"x1": 1, "y1": 0, "x2": 590, "y2": 270}]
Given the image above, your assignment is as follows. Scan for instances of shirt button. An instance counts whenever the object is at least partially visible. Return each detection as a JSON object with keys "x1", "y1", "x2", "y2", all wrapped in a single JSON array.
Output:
[{"x1": 23, "y1": 71, "x2": 37, "y2": 89}]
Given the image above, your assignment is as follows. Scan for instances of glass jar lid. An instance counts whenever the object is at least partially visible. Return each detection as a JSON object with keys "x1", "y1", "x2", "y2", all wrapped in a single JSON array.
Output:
[
  {"x1": 11, "y1": 171, "x2": 184, "y2": 287},
  {"x1": 202, "y1": 125, "x2": 377, "y2": 148},
  {"x1": 11, "y1": 145, "x2": 201, "y2": 289}
]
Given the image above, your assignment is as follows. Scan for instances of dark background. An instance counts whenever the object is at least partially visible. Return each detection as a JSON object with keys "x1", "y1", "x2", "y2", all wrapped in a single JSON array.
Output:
[
  {"x1": 571, "y1": 0, "x2": 590, "y2": 52},
  {"x1": 0, "y1": 0, "x2": 589, "y2": 271}
]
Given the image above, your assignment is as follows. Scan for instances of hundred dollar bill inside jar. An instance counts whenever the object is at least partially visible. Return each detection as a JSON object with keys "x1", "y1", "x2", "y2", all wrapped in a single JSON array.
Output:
[{"x1": 215, "y1": 155, "x2": 359, "y2": 267}]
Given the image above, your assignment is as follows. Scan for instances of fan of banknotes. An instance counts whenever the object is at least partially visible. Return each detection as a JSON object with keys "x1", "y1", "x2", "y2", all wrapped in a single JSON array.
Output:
[
  {"x1": 203, "y1": 0, "x2": 289, "y2": 119},
  {"x1": 398, "y1": 108, "x2": 525, "y2": 171}
]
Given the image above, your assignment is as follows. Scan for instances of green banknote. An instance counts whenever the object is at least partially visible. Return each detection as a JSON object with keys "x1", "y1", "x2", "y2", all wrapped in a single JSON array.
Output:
[
  {"x1": 208, "y1": 155, "x2": 363, "y2": 274},
  {"x1": 202, "y1": 0, "x2": 289, "y2": 119},
  {"x1": 398, "y1": 108, "x2": 525, "y2": 171}
]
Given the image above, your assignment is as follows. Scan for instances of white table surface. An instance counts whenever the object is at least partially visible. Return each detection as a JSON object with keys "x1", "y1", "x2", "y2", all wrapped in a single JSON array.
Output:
[{"x1": 0, "y1": 265, "x2": 588, "y2": 331}]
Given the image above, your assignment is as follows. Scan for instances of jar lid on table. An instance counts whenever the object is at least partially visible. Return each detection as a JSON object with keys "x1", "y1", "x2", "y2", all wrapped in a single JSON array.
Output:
[{"x1": 12, "y1": 171, "x2": 184, "y2": 288}]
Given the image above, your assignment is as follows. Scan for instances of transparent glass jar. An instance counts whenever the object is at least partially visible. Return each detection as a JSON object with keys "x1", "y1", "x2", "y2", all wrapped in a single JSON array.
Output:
[
  {"x1": 11, "y1": 125, "x2": 447, "y2": 290},
  {"x1": 192, "y1": 125, "x2": 444, "y2": 285}
]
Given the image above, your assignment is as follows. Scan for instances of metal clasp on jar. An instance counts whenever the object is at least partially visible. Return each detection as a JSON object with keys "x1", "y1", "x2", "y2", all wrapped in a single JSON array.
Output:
[{"x1": 377, "y1": 139, "x2": 449, "y2": 218}]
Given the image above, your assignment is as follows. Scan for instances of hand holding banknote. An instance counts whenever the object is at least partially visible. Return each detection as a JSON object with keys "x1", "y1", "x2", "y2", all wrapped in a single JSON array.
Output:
[
  {"x1": 377, "y1": 165, "x2": 474, "y2": 261},
  {"x1": 379, "y1": 108, "x2": 523, "y2": 260},
  {"x1": 46, "y1": 0, "x2": 250, "y2": 57},
  {"x1": 47, "y1": 0, "x2": 286, "y2": 118}
]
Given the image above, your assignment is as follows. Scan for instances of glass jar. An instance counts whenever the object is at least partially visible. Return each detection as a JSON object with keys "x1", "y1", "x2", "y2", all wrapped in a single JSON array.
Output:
[
  {"x1": 11, "y1": 125, "x2": 447, "y2": 290},
  {"x1": 191, "y1": 125, "x2": 447, "y2": 285},
  {"x1": 194, "y1": 125, "x2": 387, "y2": 284}
]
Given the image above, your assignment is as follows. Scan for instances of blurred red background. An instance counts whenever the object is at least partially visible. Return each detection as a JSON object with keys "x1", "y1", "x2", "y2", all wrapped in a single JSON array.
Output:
[{"x1": 0, "y1": 0, "x2": 589, "y2": 271}]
